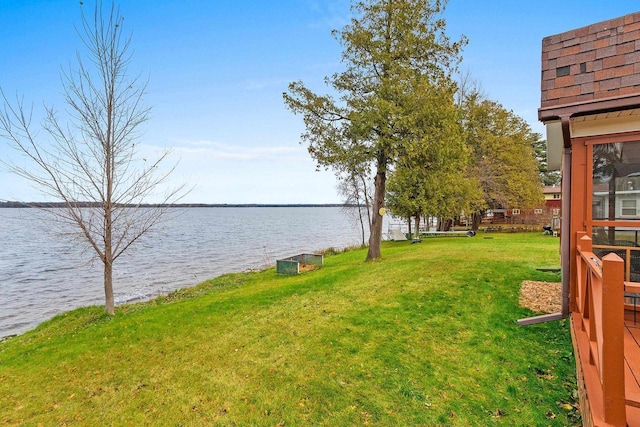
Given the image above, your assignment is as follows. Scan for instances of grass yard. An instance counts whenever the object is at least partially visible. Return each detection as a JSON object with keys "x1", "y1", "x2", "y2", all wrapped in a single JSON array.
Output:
[{"x1": 0, "y1": 233, "x2": 578, "y2": 426}]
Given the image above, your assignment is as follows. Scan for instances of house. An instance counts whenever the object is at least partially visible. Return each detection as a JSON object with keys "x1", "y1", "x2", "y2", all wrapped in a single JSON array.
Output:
[
  {"x1": 538, "y1": 11, "x2": 640, "y2": 426},
  {"x1": 543, "y1": 185, "x2": 561, "y2": 211},
  {"x1": 473, "y1": 187, "x2": 560, "y2": 229}
]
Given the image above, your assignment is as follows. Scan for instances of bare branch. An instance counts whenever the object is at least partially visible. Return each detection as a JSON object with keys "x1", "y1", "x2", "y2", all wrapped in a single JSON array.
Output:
[{"x1": 0, "y1": 1, "x2": 189, "y2": 315}]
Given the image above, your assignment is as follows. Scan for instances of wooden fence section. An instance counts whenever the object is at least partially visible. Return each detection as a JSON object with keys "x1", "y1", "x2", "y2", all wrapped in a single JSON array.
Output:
[{"x1": 574, "y1": 231, "x2": 627, "y2": 426}]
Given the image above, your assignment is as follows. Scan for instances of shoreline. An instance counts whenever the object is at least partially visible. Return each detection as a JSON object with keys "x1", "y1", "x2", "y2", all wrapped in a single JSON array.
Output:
[
  {"x1": 0, "y1": 244, "x2": 361, "y2": 341},
  {"x1": 0, "y1": 264, "x2": 264, "y2": 341},
  {"x1": 0, "y1": 207, "x2": 365, "y2": 339},
  {"x1": 0, "y1": 201, "x2": 358, "y2": 208}
]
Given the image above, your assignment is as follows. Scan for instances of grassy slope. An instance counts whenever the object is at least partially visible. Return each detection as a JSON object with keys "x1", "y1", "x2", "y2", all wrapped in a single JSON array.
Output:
[{"x1": 0, "y1": 233, "x2": 578, "y2": 426}]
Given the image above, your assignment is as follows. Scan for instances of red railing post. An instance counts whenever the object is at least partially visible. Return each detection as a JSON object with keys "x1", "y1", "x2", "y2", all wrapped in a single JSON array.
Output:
[
  {"x1": 576, "y1": 234, "x2": 591, "y2": 318},
  {"x1": 574, "y1": 232, "x2": 588, "y2": 313},
  {"x1": 600, "y1": 252, "x2": 625, "y2": 426},
  {"x1": 577, "y1": 231, "x2": 588, "y2": 252}
]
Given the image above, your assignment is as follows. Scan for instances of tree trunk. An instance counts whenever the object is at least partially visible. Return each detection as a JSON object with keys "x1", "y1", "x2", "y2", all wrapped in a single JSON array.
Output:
[
  {"x1": 366, "y1": 165, "x2": 386, "y2": 260},
  {"x1": 104, "y1": 201, "x2": 115, "y2": 315},
  {"x1": 414, "y1": 214, "x2": 421, "y2": 238},
  {"x1": 471, "y1": 211, "x2": 482, "y2": 231},
  {"x1": 350, "y1": 175, "x2": 367, "y2": 247},
  {"x1": 407, "y1": 216, "x2": 412, "y2": 238},
  {"x1": 608, "y1": 179, "x2": 616, "y2": 242},
  {"x1": 104, "y1": 257, "x2": 115, "y2": 315},
  {"x1": 357, "y1": 204, "x2": 366, "y2": 247},
  {"x1": 359, "y1": 174, "x2": 372, "y2": 229}
]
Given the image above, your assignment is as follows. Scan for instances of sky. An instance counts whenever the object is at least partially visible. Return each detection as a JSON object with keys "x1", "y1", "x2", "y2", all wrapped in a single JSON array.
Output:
[{"x1": 1, "y1": 1, "x2": 639, "y2": 204}]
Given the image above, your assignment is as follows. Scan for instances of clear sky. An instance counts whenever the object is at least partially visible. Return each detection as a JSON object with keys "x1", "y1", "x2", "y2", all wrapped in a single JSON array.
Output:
[{"x1": 1, "y1": 0, "x2": 639, "y2": 204}]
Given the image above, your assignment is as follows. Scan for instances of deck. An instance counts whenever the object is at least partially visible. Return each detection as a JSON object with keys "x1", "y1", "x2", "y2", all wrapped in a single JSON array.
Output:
[
  {"x1": 572, "y1": 232, "x2": 640, "y2": 426},
  {"x1": 621, "y1": 278, "x2": 640, "y2": 421},
  {"x1": 571, "y1": 311, "x2": 640, "y2": 425},
  {"x1": 625, "y1": 321, "x2": 640, "y2": 423}
]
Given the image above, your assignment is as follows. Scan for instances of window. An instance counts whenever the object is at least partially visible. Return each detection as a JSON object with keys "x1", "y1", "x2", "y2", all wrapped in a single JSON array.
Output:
[
  {"x1": 622, "y1": 199, "x2": 637, "y2": 216},
  {"x1": 512, "y1": 209, "x2": 520, "y2": 215},
  {"x1": 590, "y1": 139, "x2": 640, "y2": 282},
  {"x1": 552, "y1": 208, "x2": 560, "y2": 216},
  {"x1": 592, "y1": 141, "x2": 640, "y2": 220},
  {"x1": 534, "y1": 208, "x2": 543, "y2": 214},
  {"x1": 553, "y1": 194, "x2": 560, "y2": 199}
]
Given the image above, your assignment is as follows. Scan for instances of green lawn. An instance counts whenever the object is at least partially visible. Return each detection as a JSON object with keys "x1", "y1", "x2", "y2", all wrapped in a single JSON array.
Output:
[{"x1": 0, "y1": 233, "x2": 579, "y2": 426}]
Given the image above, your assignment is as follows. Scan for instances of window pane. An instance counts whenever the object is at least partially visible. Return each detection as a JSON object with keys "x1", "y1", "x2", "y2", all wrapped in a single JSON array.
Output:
[
  {"x1": 593, "y1": 226, "x2": 640, "y2": 245},
  {"x1": 592, "y1": 226, "x2": 640, "y2": 281},
  {"x1": 592, "y1": 141, "x2": 640, "y2": 220},
  {"x1": 622, "y1": 199, "x2": 637, "y2": 216}
]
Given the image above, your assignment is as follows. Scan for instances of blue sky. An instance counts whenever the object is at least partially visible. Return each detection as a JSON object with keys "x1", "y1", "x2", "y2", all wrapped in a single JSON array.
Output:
[{"x1": 1, "y1": 1, "x2": 639, "y2": 204}]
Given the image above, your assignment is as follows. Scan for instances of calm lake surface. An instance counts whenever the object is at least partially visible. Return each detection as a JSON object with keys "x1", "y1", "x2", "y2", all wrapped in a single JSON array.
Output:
[{"x1": 0, "y1": 207, "x2": 368, "y2": 338}]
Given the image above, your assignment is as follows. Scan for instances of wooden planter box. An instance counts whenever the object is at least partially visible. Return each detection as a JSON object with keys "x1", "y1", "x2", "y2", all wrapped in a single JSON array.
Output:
[{"x1": 276, "y1": 253, "x2": 323, "y2": 275}]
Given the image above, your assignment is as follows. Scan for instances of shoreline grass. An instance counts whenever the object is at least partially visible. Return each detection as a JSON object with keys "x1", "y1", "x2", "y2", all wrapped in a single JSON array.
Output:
[{"x1": 0, "y1": 233, "x2": 579, "y2": 425}]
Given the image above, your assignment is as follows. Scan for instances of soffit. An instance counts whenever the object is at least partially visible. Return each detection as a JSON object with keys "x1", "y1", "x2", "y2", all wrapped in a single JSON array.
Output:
[{"x1": 571, "y1": 109, "x2": 640, "y2": 138}]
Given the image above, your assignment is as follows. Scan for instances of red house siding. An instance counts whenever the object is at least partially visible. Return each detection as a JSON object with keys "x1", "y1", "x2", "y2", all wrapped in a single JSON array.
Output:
[{"x1": 545, "y1": 199, "x2": 561, "y2": 210}]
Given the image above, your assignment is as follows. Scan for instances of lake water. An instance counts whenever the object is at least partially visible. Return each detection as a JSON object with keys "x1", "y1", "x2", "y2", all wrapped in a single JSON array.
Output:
[{"x1": 0, "y1": 207, "x2": 369, "y2": 338}]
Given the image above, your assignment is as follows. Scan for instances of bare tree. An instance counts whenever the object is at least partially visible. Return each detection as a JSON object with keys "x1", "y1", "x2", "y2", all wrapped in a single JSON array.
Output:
[
  {"x1": 337, "y1": 168, "x2": 373, "y2": 247},
  {"x1": 0, "y1": 2, "x2": 186, "y2": 315}
]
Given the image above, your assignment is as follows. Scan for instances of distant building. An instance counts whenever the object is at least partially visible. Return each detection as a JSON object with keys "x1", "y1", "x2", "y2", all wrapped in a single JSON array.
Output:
[{"x1": 542, "y1": 185, "x2": 561, "y2": 211}]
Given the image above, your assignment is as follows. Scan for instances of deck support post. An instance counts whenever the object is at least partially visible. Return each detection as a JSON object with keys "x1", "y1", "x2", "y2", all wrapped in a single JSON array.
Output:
[{"x1": 561, "y1": 119, "x2": 572, "y2": 318}]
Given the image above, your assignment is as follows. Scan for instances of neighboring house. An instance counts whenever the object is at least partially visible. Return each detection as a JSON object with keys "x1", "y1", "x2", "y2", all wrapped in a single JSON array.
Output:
[
  {"x1": 543, "y1": 185, "x2": 561, "y2": 212},
  {"x1": 592, "y1": 181, "x2": 640, "y2": 220},
  {"x1": 475, "y1": 186, "x2": 560, "y2": 227}
]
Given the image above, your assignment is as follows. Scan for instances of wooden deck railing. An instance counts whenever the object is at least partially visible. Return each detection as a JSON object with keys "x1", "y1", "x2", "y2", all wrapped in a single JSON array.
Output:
[{"x1": 575, "y1": 231, "x2": 626, "y2": 426}]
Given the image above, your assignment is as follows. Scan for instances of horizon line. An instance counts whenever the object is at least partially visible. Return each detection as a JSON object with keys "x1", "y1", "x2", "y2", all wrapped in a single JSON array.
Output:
[{"x1": 0, "y1": 201, "x2": 357, "y2": 208}]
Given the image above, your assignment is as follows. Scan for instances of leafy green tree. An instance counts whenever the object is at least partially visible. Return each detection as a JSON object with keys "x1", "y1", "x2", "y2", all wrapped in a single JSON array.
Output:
[
  {"x1": 460, "y1": 94, "x2": 543, "y2": 229},
  {"x1": 284, "y1": 0, "x2": 466, "y2": 260},
  {"x1": 532, "y1": 138, "x2": 561, "y2": 186},
  {"x1": 387, "y1": 164, "x2": 480, "y2": 233},
  {"x1": 386, "y1": 84, "x2": 479, "y2": 235},
  {"x1": 386, "y1": 166, "x2": 422, "y2": 235}
]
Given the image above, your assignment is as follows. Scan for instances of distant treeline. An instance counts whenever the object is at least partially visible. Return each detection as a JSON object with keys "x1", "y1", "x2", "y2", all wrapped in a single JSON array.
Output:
[{"x1": 0, "y1": 201, "x2": 356, "y2": 208}]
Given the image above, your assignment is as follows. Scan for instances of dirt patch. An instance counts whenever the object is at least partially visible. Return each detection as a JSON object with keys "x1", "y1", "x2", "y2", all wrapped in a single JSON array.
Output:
[
  {"x1": 519, "y1": 280, "x2": 562, "y2": 314},
  {"x1": 298, "y1": 263, "x2": 318, "y2": 273}
]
